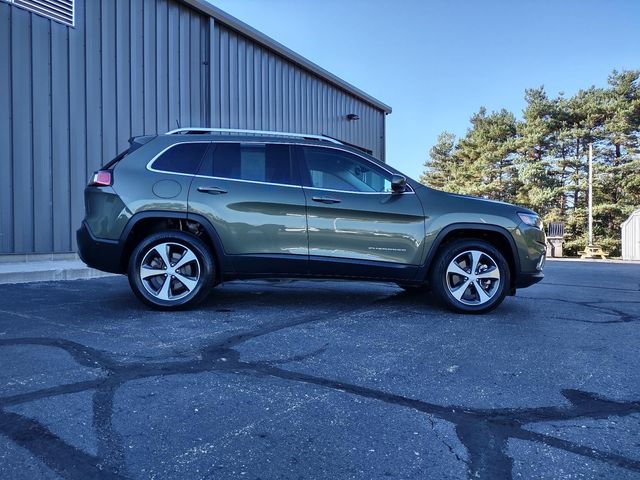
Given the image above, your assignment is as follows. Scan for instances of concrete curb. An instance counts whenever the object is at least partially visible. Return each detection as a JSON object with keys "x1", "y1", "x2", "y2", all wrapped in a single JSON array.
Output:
[
  {"x1": 0, "y1": 260, "x2": 116, "y2": 284},
  {"x1": 547, "y1": 257, "x2": 640, "y2": 265}
]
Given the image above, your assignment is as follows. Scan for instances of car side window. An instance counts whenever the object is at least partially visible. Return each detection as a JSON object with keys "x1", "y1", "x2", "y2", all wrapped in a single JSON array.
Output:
[
  {"x1": 151, "y1": 142, "x2": 210, "y2": 174},
  {"x1": 198, "y1": 142, "x2": 298, "y2": 185},
  {"x1": 302, "y1": 146, "x2": 393, "y2": 193}
]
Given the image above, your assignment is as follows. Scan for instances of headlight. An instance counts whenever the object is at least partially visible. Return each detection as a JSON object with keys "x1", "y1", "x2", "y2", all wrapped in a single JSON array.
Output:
[{"x1": 518, "y1": 212, "x2": 543, "y2": 230}]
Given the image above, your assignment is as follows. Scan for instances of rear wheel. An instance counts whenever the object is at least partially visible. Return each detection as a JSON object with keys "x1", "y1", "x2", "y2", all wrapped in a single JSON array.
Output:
[
  {"x1": 128, "y1": 231, "x2": 215, "y2": 310},
  {"x1": 430, "y1": 239, "x2": 510, "y2": 314}
]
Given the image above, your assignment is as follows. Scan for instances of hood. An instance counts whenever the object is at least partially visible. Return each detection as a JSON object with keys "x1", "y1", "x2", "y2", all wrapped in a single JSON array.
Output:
[
  {"x1": 414, "y1": 185, "x2": 538, "y2": 218},
  {"x1": 446, "y1": 192, "x2": 537, "y2": 214}
]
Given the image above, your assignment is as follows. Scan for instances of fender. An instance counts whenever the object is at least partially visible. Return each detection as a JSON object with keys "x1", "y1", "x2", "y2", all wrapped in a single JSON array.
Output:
[
  {"x1": 118, "y1": 210, "x2": 234, "y2": 274},
  {"x1": 417, "y1": 222, "x2": 521, "y2": 283}
]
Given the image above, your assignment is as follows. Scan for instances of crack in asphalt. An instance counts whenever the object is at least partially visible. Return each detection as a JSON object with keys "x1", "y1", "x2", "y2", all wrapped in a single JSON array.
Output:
[
  {"x1": 425, "y1": 414, "x2": 467, "y2": 466},
  {"x1": 0, "y1": 292, "x2": 639, "y2": 479},
  {"x1": 539, "y1": 281, "x2": 640, "y2": 293},
  {"x1": 518, "y1": 295, "x2": 639, "y2": 324}
]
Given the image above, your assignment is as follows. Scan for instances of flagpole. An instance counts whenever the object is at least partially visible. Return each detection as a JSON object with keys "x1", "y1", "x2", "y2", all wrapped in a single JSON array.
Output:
[{"x1": 588, "y1": 142, "x2": 593, "y2": 246}]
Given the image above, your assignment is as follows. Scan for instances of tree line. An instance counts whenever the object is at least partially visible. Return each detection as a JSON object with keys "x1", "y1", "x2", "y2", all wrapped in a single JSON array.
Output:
[{"x1": 420, "y1": 69, "x2": 640, "y2": 256}]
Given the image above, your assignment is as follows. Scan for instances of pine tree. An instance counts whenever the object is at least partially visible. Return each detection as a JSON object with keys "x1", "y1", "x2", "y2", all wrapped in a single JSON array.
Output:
[
  {"x1": 455, "y1": 108, "x2": 518, "y2": 201},
  {"x1": 514, "y1": 87, "x2": 562, "y2": 216},
  {"x1": 422, "y1": 108, "x2": 518, "y2": 201},
  {"x1": 419, "y1": 68, "x2": 640, "y2": 256},
  {"x1": 420, "y1": 132, "x2": 457, "y2": 190}
]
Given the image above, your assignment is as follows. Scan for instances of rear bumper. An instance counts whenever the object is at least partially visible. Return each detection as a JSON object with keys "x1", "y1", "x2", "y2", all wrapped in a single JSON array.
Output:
[
  {"x1": 77, "y1": 221, "x2": 125, "y2": 274},
  {"x1": 515, "y1": 271, "x2": 544, "y2": 288}
]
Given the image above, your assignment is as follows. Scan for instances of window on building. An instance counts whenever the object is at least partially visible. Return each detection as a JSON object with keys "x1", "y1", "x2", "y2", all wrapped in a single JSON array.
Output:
[
  {"x1": 302, "y1": 147, "x2": 393, "y2": 193},
  {"x1": 8, "y1": 0, "x2": 75, "y2": 27},
  {"x1": 199, "y1": 143, "x2": 297, "y2": 186},
  {"x1": 151, "y1": 142, "x2": 210, "y2": 175}
]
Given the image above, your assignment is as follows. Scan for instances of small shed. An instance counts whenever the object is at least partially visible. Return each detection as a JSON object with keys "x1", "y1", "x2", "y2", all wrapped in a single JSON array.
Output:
[{"x1": 621, "y1": 209, "x2": 640, "y2": 261}]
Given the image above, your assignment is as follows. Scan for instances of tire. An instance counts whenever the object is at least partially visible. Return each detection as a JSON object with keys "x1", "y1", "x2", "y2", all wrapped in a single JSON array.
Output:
[
  {"x1": 127, "y1": 231, "x2": 216, "y2": 310},
  {"x1": 429, "y1": 239, "x2": 510, "y2": 314}
]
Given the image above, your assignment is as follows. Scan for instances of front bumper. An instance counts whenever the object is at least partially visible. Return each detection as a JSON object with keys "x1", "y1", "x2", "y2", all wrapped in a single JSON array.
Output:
[
  {"x1": 514, "y1": 245, "x2": 545, "y2": 289},
  {"x1": 515, "y1": 271, "x2": 544, "y2": 288},
  {"x1": 77, "y1": 221, "x2": 125, "y2": 274}
]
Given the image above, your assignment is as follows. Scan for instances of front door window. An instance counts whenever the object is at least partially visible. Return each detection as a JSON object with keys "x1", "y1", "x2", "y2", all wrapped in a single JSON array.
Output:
[{"x1": 302, "y1": 147, "x2": 394, "y2": 193}]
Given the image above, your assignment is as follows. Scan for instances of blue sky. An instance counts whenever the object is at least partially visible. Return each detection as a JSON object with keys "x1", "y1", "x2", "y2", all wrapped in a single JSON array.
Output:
[{"x1": 209, "y1": 0, "x2": 640, "y2": 178}]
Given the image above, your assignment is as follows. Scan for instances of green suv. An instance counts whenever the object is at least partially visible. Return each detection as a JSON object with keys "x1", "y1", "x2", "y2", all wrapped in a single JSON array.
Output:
[{"x1": 77, "y1": 128, "x2": 545, "y2": 313}]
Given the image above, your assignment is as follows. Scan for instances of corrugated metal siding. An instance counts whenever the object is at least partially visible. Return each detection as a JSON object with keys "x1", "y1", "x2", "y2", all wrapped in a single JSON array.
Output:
[
  {"x1": 0, "y1": 0, "x2": 208, "y2": 254},
  {"x1": 211, "y1": 23, "x2": 385, "y2": 159},
  {"x1": 0, "y1": 0, "x2": 387, "y2": 255}
]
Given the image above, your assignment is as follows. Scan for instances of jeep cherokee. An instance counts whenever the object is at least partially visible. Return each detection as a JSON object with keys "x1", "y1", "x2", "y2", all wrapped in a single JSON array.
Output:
[{"x1": 77, "y1": 128, "x2": 545, "y2": 313}]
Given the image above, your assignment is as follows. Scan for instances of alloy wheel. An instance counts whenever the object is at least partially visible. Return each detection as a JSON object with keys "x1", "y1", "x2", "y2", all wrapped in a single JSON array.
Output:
[
  {"x1": 139, "y1": 242, "x2": 201, "y2": 301},
  {"x1": 445, "y1": 250, "x2": 501, "y2": 306}
]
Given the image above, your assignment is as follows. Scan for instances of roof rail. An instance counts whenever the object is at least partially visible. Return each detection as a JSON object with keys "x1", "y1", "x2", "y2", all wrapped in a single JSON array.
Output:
[{"x1": 165, "y1": 127, "x2": 343, "y2": 145}]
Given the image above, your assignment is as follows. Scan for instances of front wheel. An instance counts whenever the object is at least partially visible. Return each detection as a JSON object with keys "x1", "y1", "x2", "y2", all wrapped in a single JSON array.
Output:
[
  {"x1": 430, "y1": 239, "x2": 510, "y2": 314},
  {"x1": 128, "y1": 231, "x2": 216, "y2": 310}
]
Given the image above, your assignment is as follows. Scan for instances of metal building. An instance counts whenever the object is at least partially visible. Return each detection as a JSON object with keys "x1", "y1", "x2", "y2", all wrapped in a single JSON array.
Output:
[
  {"x1": 0, "y1": 0, "x2": 391, "y2": 256},
  {"x1": 621, "y1": 209, "x2": 640, "y2": 261}
]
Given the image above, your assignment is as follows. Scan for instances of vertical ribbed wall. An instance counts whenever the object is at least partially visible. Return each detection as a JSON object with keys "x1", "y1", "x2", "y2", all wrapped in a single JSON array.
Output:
[
  {"x1": 211, "y1": 23, "x2": 385, "y2": 159},
  {"x1": 0, "y1": 0, "x2": 387, "y2": 255},
  {"x1": 0, "y1": 0, "x2": 208, "y2": 254}
]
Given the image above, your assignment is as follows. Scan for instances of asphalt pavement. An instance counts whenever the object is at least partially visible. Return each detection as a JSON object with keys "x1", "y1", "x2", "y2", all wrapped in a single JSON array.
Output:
[{"x1": 0, "y1": 260, "x2": 639, "y2": 479}]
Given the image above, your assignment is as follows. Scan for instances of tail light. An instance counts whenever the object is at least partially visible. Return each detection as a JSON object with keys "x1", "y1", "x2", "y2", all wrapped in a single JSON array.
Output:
[{"x1": 89, "y1": 170, "x2": 112, "y2": 186}]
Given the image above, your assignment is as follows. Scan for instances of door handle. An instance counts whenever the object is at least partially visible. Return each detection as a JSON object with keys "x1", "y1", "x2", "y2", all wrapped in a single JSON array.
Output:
[
  {"x1": 197, "y1": 186, "x2": 228, "y2": 195},
  {"x1": 311, "y1": 196, "x2": 341, "y2": 204}
]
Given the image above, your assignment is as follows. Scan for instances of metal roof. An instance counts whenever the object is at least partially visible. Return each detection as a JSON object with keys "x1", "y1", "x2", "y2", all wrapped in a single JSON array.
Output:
[
  {"x1": 181, "y1": 0, "x2": 392, "y2": 114},
  {"x1": 621, "y1": 209, "x2": 640, "y2": 228}
]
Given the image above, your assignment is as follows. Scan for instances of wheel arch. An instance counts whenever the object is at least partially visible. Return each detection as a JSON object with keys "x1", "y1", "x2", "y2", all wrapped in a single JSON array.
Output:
[
  {"x1": 118, "y1": 211, "x2": 231, "y2": 277},
  {"x1": 419, "y1": 223, "x2": 520, "y2": 286}
]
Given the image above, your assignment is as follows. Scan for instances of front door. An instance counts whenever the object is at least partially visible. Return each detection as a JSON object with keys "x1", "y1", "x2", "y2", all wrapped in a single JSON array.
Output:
[
  {"x1": 298, "y1": 145, "x2": 425, "y2": 279},
  {"x1": 188, "y1": 142, "x2": 308, "y2": 274}
]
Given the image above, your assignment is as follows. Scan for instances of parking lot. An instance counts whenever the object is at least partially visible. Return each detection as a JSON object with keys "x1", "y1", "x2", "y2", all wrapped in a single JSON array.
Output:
[{"x1": 0, "y1": 260, "x2": 639, "y2": 479}]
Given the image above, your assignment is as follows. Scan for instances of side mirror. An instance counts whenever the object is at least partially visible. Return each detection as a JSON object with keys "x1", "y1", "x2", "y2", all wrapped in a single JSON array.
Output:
[{"x1": 391, "y1": 174, "x2": 407, "y2": 193}]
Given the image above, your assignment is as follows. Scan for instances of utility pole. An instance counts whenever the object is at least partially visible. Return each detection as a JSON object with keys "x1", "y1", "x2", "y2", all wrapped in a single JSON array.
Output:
[
  {"x1": 580, "y1": 143, "x2": 607, "y2": 258},
  {"x1": 588, "y1": 143, "x2": 593, "y2": 246}
]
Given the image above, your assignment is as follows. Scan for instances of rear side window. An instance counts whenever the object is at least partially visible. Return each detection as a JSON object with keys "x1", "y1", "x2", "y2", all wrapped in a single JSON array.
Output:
[
  {"x1": 151, "y1": 142, "x2": 210, "y2": 174},
  {"x1": 198, "y1": 143, "x2": 297, "y2": 185}
]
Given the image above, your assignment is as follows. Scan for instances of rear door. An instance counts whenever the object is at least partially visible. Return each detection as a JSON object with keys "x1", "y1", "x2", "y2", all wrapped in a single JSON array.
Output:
[
  {"x1": 188, "y1": 142, "x2": 308, "y2": 274},
  {"x1": 298, "y1": 146, "x2": 425, "y2": 279}
]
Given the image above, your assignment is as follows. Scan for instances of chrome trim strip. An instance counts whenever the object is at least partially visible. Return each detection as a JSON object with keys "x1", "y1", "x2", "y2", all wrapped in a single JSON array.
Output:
[
  {"x1": 302, "y1": 186, "x2": 414, "y2": 195},
  {"x1": 146, "y1": 140, "x2": 415, "y2": 194}
]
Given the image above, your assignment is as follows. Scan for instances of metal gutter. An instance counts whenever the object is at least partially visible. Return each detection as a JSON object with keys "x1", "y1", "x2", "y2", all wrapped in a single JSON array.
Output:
[{"x1": 180, "y1": 0, "x2": 392, "y2": 114}]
